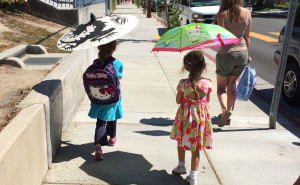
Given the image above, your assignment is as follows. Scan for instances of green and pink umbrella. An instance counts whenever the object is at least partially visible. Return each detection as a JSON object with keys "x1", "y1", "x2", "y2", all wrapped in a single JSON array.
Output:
[{"x1": 152, "y1": 23, "x2": 239, "y2": 52}]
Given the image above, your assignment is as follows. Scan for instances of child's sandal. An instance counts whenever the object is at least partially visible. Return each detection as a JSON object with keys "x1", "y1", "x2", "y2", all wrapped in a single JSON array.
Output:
[{"x1": 95, "y1": 146, "x2": 104, "y2": 160}]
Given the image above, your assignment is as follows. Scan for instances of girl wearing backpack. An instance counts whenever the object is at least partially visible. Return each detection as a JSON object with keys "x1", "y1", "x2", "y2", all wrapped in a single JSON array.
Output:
[
  {"x1": 170, "y1": 50, "x2": 213, "y2": 185},
  {"x1": 88, "y1": 40, "x2": 123, "y2": 160},
  {"x1": 215, "y1": 0, "x2": 252, "y2": 127}
]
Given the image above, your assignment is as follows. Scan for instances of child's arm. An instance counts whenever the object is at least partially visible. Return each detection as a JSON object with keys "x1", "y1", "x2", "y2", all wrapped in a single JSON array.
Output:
[
  {"x1": 176, "y1": 91, "x2": 183, "y2": 104},
  {"x1": 206, "y1": 92, "x2": 211, "y2": 103}
]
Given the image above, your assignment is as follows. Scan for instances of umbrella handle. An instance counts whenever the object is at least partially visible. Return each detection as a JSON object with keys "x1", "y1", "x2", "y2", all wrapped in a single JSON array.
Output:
[{"x1": 217, "y1": 33, "x2": 225, "y2": 46}]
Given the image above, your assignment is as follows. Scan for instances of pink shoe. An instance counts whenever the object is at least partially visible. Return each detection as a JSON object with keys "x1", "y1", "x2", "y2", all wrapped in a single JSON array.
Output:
[
  {"x1": 108, "y1": 137, "x2": 117, "y2": 146},
  {"x1": 95, "y1": 146, "x2": 103, "y2": 160}
]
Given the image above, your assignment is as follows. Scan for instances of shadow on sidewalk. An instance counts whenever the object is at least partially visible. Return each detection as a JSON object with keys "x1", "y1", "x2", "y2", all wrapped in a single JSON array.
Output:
[
  {"x1": 137, "y1": 117, "x2": 173, "y2": 137},
  {"x1": 251, "y1": 88, "x2": 300, "y2": 139},
  {"x1": 53, "y1": 141, "x2": 93, "y2": 163},
  {"x1": 79, "y1": 151, "x2": 185, "y2": 185},
  {"x1": 53, "y1": 141, "x2": 185, "y2": 184},
  {"x1": 140, "y1": 117, "x2": 174, "y2": 126},
  {"x1": 118, "y1": 38, "x2": 154, "y2": 43},
  {"x1": 213, "y1": 128, "x2": 269, "y2": 132},
  {"x1": 135, "y1": 130, "x2": 170, "y2": 136}
]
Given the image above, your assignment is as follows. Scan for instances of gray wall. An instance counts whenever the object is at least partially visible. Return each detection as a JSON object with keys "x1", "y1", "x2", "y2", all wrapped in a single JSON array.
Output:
[{"x1": 17, "y1": 48, "x2": 97, "y2": 166}]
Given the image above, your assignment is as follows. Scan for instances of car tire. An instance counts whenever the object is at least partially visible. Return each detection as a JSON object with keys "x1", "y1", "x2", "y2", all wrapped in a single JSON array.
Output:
[{"x1": 281, "y1": 61, "x2": 300, "y2": 106}]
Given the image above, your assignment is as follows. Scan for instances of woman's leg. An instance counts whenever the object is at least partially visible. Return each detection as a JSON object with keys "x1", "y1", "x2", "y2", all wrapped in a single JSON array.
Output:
[
  {"x1": 95, "y1": 119, "x2": 108, "y2": 145},
  {"x1": 217, "y1": 74, "x2": 229, "y2": 113},
  {"x1": 227, "y1": 75, "x2": 239, "y2": 111}
]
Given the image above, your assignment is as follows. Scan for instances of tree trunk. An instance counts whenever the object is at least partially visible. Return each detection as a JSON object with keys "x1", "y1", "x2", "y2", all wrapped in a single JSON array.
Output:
[
  {"x1": 147, "y1": 0, "x2": 151, "y2": 18},
  {"x1": 163, "y1": 0, "x2": 170, "y2": 29}
]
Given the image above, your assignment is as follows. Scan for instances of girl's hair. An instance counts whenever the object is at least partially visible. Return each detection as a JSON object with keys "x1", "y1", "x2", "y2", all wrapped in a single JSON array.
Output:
[
  {"x1": 218, "y1": 0, "x2": 243, "y2": 23},
  {"x1": 182, "y1": 50, "x2": 206, "y2": 101},
  {"x1": 98, "y1": 40, "x2": 117, "y2": 60}
]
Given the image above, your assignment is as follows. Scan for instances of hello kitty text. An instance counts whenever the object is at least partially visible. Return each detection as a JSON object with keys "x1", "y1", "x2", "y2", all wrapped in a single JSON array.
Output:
[{"x1": 85, "y1": 73, "x2": 108, "y2": 79}]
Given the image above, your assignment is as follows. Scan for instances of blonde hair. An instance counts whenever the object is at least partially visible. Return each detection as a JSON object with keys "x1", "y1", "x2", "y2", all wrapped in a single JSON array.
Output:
[
  {"x1": 182, "y1": 50, "x2": 206, "y2": 101},
  {"x1": 218, "y1": 0, "x2": 244, "y2": 22},
  {"x1": 98, "y1": 40, "x2": 117, "y2": 60}
]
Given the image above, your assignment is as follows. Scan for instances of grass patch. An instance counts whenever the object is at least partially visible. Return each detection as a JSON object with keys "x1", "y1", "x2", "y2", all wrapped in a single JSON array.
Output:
[
  {"x1": 4, "y1": 19, "x2": 70, "y2": 53},
  {"x1": 253, "y1": 2, "x2": 290, "y2": 12},
  {"x1": 274, "y1": 2, "x2": 290, "y2": 9}
]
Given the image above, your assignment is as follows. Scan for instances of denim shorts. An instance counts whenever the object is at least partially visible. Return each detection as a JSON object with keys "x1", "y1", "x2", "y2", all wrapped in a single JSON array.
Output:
[{"x1": 216, "y1": 50, "x2": 248, "y2": 76}]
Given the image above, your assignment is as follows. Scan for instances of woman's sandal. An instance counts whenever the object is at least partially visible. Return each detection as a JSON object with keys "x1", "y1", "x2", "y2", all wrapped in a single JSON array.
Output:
[
  {"x1": 218, "y1": 111, "x2": 232, "y2": 127},
  {"x1": 218, "y1": 113, "x2": 231, "y2": 122}
]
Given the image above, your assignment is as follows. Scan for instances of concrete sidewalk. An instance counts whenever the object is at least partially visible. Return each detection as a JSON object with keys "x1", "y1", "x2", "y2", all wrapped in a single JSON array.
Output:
[{"x1": 43, "y1": 4, "x2": 300, "y2": 185}]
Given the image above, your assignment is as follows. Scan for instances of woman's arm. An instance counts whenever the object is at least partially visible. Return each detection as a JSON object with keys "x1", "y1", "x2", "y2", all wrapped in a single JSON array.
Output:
[
  {"x1": 176, "y1": 92, "x2": 183, "y2": 104},
  {"x1": 244, "y1": 9, "x2": 252, "y2": 62},
  {"x1": 217, "y1": 11, "x2": 225, "y2": 27}
]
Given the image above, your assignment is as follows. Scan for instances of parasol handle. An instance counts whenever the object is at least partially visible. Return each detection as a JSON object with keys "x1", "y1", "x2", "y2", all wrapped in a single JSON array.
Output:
[{"x1": 217, "y1": 33, "x2": 225, "y2": 46}]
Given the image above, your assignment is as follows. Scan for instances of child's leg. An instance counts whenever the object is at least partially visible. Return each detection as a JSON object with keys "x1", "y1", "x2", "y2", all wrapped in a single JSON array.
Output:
[
  {"x1": 191, "y1": 149, "x2": 200, "y2": 171},
  {"x1": 95, "y1": 119, "x2": 108, "y2": 145},
  {"x1": 106, "y1": 120, "x2": 117, "y2": 139},
  {"x1": 177, "y1": 146, "x2": 185, "y2": 162},
  {"x1": 173, "y1": 146, "x2": 187, "y2": 174},
  {"x1": 107, "y1": 120, "x2": 117, "y2": 145},
  {"x1": 187, "y1": 149, "x2": 200, "y2": 182}
]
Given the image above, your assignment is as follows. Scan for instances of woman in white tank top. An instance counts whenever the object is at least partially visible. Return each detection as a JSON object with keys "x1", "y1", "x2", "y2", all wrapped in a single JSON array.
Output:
[{"x1": 215, "y1": 0, "x2": 252, "y2": 127}]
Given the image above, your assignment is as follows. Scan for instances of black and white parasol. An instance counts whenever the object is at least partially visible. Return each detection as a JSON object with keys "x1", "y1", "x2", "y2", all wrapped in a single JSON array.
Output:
[{"x1": 57, "y1": 14, "x2": 138, "y2": 51}]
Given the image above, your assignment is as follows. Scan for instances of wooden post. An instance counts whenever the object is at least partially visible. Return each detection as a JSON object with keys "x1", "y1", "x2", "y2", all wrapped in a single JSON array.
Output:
[
  {"x1": 147, "y1": 0, "x2": 151, "y2": 18},
  {"x1": 163, "y1": 0, "x2": 170, "y2": 29}
]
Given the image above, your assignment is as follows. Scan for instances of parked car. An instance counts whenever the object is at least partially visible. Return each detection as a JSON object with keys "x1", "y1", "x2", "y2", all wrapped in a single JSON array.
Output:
[{"x1": 273, "y1": 5, "x2": 300, "y2": 106}]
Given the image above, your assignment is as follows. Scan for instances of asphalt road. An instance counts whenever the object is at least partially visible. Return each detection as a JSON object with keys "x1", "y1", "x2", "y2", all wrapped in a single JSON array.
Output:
[
  {"x1": 250, "y1": 14, "x2": 286, "y2": 85},
  {"x1": 245, "y1": 14, "x2": 300, "y2": 127}
]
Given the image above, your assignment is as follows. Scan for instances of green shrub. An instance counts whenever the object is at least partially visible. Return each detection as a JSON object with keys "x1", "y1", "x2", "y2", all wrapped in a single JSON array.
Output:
[
  {"x1": 0, "y1": 0, "x2": 28, "y2": 10},
  {"x1": 169, "y1": 2, "x2": 182, "y2": 28},
  {"x1": 112, "y1": 0, "x2": 116, "y2": 10},
  {"x1": 135, "y1": 0, "x2": 140, "y2": 8}
]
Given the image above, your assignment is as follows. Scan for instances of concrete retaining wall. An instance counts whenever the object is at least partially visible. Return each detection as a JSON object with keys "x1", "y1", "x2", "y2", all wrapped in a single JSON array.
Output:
[
  {"x1": 0, "y1": 104, "x2": 48, "y2": 185},
  {"x1": 28, "y1": 0, "x2": 106, "y2": 26},
  {"x1": 0, "y1": 48, "x2": 98, "y2": 185}
]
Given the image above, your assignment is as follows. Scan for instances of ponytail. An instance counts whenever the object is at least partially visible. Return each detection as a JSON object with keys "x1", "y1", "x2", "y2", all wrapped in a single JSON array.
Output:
[{"x1": 183, "y1": 50, "x2": 206, "y2": 102}]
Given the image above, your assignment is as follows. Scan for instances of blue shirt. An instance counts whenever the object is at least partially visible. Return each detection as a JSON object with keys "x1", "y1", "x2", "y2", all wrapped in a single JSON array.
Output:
[{"x1": 88, "y1": 57, "x2": 123, "y2": 121}]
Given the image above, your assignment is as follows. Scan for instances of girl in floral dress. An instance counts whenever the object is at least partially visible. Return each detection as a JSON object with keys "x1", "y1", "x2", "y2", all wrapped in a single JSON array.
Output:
[{"x1": 170, "y1": 50, "x2": 213, "y2": 185}]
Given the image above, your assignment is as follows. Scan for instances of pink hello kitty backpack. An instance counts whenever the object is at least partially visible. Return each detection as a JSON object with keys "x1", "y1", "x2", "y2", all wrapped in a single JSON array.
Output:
[{"x1": 83, "y1": 57, "x2": 120, "y2": 105}]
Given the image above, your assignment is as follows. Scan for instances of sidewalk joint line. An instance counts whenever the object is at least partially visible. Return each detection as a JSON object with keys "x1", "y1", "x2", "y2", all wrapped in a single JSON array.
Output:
[
  {"x1": 154, "y1": 52, "x2": 176, "y2": 95},
  {"x1": 204, "y1": 149, "x2": 223, "y2": 185}
]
